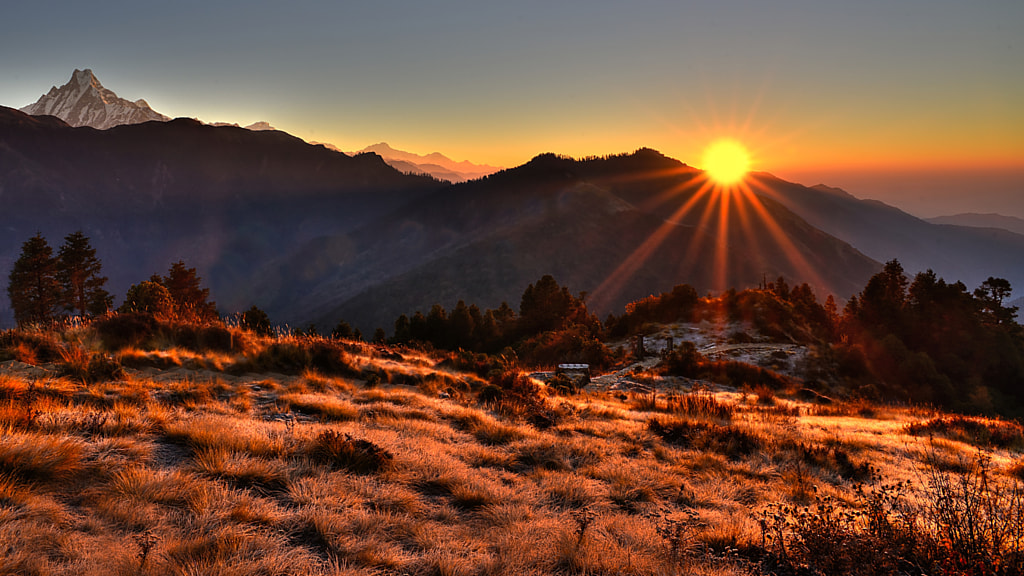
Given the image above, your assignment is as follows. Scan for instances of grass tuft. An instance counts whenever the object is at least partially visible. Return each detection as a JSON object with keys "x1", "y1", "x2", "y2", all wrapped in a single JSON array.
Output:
[{"x1": 308, "y1": 430, "x2": 393, "y2": 474}]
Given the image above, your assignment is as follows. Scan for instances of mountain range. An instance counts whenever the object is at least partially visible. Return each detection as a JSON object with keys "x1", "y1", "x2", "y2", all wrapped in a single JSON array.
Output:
[
  {"x1": 0, "y1": 105, "x2": 441, "y2": 327},
  {"x1": 20, "y1": 69, "x2": 279, "y2": 134},
  {"x1": 20, "y1": 69, "x2": 169, "y2": 130},
  {"x1": 5, "y1": 71, "x2": 1024, "y2": 332},
  {"x1": 20, "y1": 69, "x2": 498, "y2": 185},
  {"x1": 926, "y1": 213, "x2": 1024, "y2": 236},
  {"x1": 352, "y1": 142, "x2": 502, "y2": 183}
]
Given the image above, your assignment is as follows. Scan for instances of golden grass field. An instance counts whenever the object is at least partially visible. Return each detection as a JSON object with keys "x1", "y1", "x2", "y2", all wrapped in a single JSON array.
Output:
[{"x1": 1, "y1": 327, "x2": 1022, "y2": 575}]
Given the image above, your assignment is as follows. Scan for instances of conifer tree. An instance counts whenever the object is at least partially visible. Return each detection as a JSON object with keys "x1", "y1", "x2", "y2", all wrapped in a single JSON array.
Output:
[
  {"x1": 7, "y1": 234, "x2": 61, "y2": 326},
  {"x1": 57, "y1": 231, "x2": 112, "y2": 316},
  {"x1": 240, "y1": 306, "x2": 273, "y2": 337},
  {"x1": 154, "y1": 260, "x2": 217, "y2": 321}
]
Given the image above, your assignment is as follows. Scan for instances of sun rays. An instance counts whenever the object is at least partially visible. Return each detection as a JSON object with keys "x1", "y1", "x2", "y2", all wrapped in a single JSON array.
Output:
[{"x1": 588, "y1": 146, "x2": 828, "y2": 312}]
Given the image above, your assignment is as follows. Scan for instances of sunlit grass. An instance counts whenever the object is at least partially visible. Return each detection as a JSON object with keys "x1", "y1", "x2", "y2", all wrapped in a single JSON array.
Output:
[{"x1": 0, "y1": 331, "x2": 1022, "y2": 574}]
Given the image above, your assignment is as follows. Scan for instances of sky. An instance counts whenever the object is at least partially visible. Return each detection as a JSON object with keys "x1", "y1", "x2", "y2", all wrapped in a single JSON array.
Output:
[{"x1": 1, "y1": 0, "x2": 1022, "y2": 217}]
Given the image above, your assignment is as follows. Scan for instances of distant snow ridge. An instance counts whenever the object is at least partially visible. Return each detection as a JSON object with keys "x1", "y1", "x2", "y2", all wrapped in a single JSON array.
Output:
[{"x1": 20, "y1": 69, "x2": 169, "y2": 130}]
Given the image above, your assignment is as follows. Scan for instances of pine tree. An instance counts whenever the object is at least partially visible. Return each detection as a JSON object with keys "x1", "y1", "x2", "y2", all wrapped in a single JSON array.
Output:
[
  {"x1": 157, "y1": 260, "x2": 217, "y2": 321},
  {"x1": 239, "y1": 306, "x2": 273, "y2": 337},
  {"x1": 332, "y1": 320, "x2": 354, "y2": 340},
  {"x1": 57, "y1": 231, "x2": 112, "y2": 316},
  {"x1": 7, "y1": 234, "x2": 61, "y2": 326}
]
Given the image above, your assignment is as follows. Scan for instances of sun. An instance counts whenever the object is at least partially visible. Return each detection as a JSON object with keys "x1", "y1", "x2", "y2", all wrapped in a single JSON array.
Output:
[{"x1": 702, "y1": 139, "x2": 750, "y2": 185}]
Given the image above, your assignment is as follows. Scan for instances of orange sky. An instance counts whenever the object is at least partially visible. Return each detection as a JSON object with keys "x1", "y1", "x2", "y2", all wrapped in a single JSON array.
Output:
[{"x1": 3, "y1": 2, "x2": 1021, "y2": 216}]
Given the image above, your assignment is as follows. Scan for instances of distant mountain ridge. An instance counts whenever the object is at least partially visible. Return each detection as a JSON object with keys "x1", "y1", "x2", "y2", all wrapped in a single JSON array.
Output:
[
  {"x1": 353, "y1": 142, "x2": 502, "y2": 182},
  {"x1": 281, "y1": 150, "x2": 882, "y2": 331},
  {"x1": 3, "y1": 87, "x2": 1023, "y2": 332},
  {"x1": 926, "y1": 213, "x2": 1024, "y2": 236},
  {"x1": 0, "y1": 105, "x2": 442, "y2": 326},
  {"x1": 748, "y1": 179, "x2": 1024, "y2": 299},
  {"x1": 20, "y1": 69, "x2": 277, "y2": 132},
  {"x1": 20, "y1": 69, "x2": 169, "y2": 129}
]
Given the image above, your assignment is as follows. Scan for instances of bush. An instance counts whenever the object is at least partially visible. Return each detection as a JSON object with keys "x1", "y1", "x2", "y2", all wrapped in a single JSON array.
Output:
[
  {"x1": 702, "y1": 360, "x2": 792, "y2": 390},
  {"x1": 0, "y1": 330, "x2": 62, "y2": 363},
  {"x1": 648, "y1": 417, "x2": 762, "y2": 459},
  {"x1": 663, "y1": 391, "x2": 734, "y2": 420},
  {"x1": 760, "y1": 452, "x2": 1024, "y2": 576},
  {"x1": 239, "y1": 306, "x2": 273, "y2": 337},
  {"x1": 119, "y1": 281, "x2": 174, "y2": 318},
  {"x1": 308, "y1": 430, "x2": 393, "y2": 474},
  {"x1": 905, "y1": 416, "x2": 1024, "y2": 452},
  {"x1": 485, "y1": 370, "x2": 558, "y2": 428},
  {"x1": 660, "y1": 341, "x2": 703, "y2": 377},
  {"x1": 307, "y1": 341, "x2": 356, "y2": 376},
  {"x1": 249, "y1": 342, "x2": 308, "y2": 373},
  {"x1": 93, "y1": 313, "x2": 160, "y2": 351},
  {"x1": 58, "y1": 346, "x2": 123, "y2": 383},
  {"x1": 773, "y1": 439, "x2": 873, "y2": 481}
]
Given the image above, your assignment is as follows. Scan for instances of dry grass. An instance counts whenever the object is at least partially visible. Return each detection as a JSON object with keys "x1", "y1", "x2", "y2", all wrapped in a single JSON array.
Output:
[{"x1": 1, "y1": 331, "x2": 1023, "y2": 575}]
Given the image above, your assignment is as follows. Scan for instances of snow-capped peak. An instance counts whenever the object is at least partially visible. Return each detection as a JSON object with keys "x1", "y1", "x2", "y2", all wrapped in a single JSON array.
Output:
[
  {"x1": 72, "y1": 68, "x2": 97, "y2": 88},
  {"x1": 20, "y1": 69, "x2": 169, "y2": 130}
]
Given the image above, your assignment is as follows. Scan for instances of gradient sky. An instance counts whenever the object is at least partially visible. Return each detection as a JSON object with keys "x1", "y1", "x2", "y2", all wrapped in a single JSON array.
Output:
[{"x1": 2, "y1": 1, "x2": 1022, "y2": 217}]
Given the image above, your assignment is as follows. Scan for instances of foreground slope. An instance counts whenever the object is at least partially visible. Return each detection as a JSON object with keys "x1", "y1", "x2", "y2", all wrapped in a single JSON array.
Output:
[{"x1": 0, "y1": 328, "x2": 1021, "y2": 575}]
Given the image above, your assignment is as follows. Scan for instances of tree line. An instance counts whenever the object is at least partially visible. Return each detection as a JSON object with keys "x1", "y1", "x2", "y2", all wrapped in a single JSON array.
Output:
[
  {"x1": 384, "y1": 274, "x2": 609, "y2": 368},
  {"x1": 6, "y1": 232, "x2": 215, "y2": 327}
]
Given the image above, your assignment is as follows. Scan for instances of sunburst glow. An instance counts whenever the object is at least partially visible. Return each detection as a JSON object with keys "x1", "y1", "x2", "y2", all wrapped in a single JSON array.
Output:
[{"x1": 702, "y1": 139, "x2": 750, "y2": 185}]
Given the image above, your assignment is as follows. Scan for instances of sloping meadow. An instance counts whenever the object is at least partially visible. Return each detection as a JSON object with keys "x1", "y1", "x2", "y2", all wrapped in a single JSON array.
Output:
[{"x1": 0, "y1": 336, "x2": 1022, "y2": 575}]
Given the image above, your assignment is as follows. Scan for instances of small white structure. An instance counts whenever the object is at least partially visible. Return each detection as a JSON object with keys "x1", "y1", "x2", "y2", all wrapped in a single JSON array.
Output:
[{"x1": 555, "y1": 364, "x2": 591, "y2": 387}]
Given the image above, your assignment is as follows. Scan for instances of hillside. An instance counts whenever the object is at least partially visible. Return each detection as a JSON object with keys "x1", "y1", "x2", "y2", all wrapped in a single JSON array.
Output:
[
  {"x1": 752, "y1": 179, "x2": 1024, "y2": 296},
  {"x1": 0, "y1": 106, "x2": 443, "y2": 325},
  {"x1": 926, "y1": 212, "x2": 1024, "y2": 236},
  {"x1": 4, "y1": 107, "x2": 1021, "y2": 337},
  {"x1": 0, "y1": 320, "x2": 1021, "y2": 575},
  {"x1": 298, "y1": 151, "x2": 879, "y2": 332}
]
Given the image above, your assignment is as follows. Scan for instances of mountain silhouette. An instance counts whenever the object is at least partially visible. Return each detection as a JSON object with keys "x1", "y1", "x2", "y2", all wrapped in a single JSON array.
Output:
[
  {"x1": 0, "y1": 106, "x2": 442, "y2": 325},
  {"x1": 2, "y1": 107, "x2": 1019, "y2": 333},
  {"x1": 269, "y1": 150, "x2": 881, "y2": 331},
  {"x1": 353, "y1": 142, "x2": 502, "y2": 182},
  {"x1": 748, "y1": 179, "x2": 1024, "y2": 297},
  {"x1": 926, "y1": 213, "x2": 1024, "y2": 236}
]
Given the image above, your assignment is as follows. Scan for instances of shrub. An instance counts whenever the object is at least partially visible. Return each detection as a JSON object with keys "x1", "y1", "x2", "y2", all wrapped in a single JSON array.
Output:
[
  {"x1": 905, "y1": 416, "x2": 1024, "y2": 452},
  {"x1": 702, "y1": 360, "x2": 793, "y2": 390},
  {"x1": 660, "y1": 341, "x2": 703, "y2": 377},
  {"x1": 119, "y1": 281, "x2": 174, "y2": 318},
  {"x1": 307, "y1": 430, "x2": 393, "y2": 474},
  {"x1": 648, "y1": 417, "x2": 762, "y2": 459},
  {"x1": 0, "y1": 330, "x2": 62, "y2": 363},
  {"x1": 250, "y1": 342, "x2": 309, "y2": 373},
  {"x1": 239, "y1": 306, "x2": 273, "y2": 337},
  {"x1": 485, "y1": 370, "x2": 558, "y2": 428},
  {"x1": 663, "y1": 391, "x2": 734, "y2": 420},
  {"x1": 307, "y1": 340, "x2": 356, "y2": 376},
  {"x1": 760, "y1": 453, "x2": 1024, "y2": 576},
  {"x1": 171, "y1": 323, "x2": 238, "y2": 353},
  {"x1": 773, "y1": 439, "x2": 873, "y2": 481},
  {"x1": 94, "y1": 313, "x2": 161, "y2": 351},
  {"x1": 58, "y1": 345, "x2": 123, "y2": 383}
]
